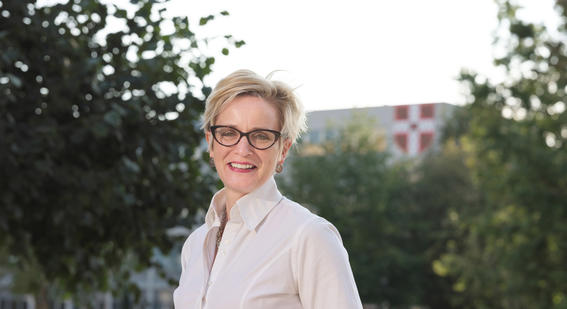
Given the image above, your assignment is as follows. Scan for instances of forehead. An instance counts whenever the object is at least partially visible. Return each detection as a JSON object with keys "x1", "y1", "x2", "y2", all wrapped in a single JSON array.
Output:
[{"x1": 215, "y1": 95, "x2": 281, "y2": 130}]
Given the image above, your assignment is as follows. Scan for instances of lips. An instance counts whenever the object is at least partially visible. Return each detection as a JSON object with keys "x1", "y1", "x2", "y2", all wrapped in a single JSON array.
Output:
[{"x1": 228, "y1": 162, "x2": 257, "y2": 171}]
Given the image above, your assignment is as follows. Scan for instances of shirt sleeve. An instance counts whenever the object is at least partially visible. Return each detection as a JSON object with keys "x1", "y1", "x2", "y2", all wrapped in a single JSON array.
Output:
[
  {"x1": 178, "y1": 237, "x2": 191, "y2": 282},
  {"x1": 173, "y1": 235, "x2": 192, "y2": 300},
  {"x1": 293, "y1": 218, "x2": 363, "y2": 309}
]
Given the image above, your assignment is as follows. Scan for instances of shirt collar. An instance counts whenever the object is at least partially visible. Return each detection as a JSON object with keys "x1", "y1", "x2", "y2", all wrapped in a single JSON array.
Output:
[
  {"x1": 204, "y1": 177, "x2": 283, "y2": 231},
  {"x1": 204, "y1": 188, "x2": 227, "y2": 228}
]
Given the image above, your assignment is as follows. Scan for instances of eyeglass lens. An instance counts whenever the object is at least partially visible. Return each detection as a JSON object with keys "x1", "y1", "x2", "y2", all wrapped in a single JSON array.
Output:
[{"x1": 214, "y1": 127, "x2": 278, "y2": 149}]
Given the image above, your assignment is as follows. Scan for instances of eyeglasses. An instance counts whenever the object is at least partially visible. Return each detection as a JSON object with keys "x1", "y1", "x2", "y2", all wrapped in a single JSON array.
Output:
[{"x1": 210, "y1": 125, "x2": 282, "y2": 150}]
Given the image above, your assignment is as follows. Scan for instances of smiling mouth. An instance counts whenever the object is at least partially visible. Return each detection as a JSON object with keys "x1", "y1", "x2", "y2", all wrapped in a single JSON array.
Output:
[{"x1": 229, "y1": 162, "x2": 257, "y2": 170}]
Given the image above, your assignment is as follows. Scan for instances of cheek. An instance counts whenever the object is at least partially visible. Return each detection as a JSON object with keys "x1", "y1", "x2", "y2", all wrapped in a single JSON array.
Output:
[
  {"x1": 211, "y1": 144, "x2": 227, "y2": 161},
  {"x1": 266, "y1": 148, "x2": 282, "y2": 165}
]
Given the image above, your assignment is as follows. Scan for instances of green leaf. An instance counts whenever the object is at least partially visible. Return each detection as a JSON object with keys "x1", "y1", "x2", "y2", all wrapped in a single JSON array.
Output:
[{"x1": 199, "y1": 15, "x2": 214, "y2": 26}]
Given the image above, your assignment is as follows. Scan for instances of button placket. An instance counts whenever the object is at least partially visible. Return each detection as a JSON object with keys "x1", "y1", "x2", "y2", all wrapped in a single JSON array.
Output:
[{"x1": 223, "y1": 222, "x2": 238, "y2": 247}]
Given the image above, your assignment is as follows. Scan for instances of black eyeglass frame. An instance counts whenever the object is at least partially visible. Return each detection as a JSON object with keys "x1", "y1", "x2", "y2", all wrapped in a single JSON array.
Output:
[{"x1": 210, "y1": 125, "x2": 282, "y2": 150}]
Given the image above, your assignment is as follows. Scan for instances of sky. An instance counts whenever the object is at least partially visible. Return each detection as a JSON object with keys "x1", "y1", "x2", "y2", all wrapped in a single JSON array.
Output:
[{"x1": 165, "y1": 0, "x2": 558, "y2": 112}]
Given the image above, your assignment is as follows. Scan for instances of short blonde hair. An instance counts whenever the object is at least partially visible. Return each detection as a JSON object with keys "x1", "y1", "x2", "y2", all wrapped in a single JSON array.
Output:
[{"x1": 202, "y1": 69, "x2": 307, "y2": 145}]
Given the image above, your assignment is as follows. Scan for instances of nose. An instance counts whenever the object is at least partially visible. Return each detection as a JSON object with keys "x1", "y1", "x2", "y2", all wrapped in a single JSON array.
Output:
[{"x1": 233, "y1": 134, "x2": 253, "y2": 155}]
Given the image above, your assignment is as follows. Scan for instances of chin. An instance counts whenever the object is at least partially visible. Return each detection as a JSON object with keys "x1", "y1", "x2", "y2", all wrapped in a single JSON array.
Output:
[
  {"x1": 236, "y1": 180, "x2": 260, "y2": 191},
  {"x1": 223, "y1": 178, "x2": 255, "y2": 192},
  {"x1": 226, "y1": 176, "x2": 268, "y2": 195}
]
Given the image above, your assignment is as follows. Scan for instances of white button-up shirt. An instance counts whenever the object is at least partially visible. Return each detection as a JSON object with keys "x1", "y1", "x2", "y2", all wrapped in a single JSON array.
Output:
[{"x1": 173, "y1": 177, "x2": 363, "y2": 309}]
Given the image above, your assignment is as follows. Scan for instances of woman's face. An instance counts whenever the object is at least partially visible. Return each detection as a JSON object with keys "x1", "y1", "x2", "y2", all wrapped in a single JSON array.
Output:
[{"x1": 206, "y1": 95, "x2": 291, "y2": 199}]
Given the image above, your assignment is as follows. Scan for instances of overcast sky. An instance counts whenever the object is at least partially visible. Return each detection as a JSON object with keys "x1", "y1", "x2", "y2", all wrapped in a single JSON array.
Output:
[{"x1": 167, "y1": 0, "x2": 558, "y2": 112}]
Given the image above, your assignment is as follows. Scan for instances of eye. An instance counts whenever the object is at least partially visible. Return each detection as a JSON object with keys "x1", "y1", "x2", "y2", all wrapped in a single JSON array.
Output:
[
  {"x1": 252, "y1": 131, "x2": 273, "y2": 141},
  {"x1": 218, "y1": 128, "x2": 238, "y2": 137}
]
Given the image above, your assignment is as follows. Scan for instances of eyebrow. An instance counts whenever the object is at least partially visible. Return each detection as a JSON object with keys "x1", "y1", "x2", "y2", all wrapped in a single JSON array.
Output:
[{"x1": 214, "y1": 124, "x2": 279, "y2": 132}]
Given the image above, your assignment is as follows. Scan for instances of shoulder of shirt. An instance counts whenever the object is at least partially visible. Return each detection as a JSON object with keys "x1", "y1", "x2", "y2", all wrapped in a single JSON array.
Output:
[
  {"x1": 286, "y1": 199, "x2": 346, "y2": 284},
  {"x1": 279, "y1": 197, "x2": 317, "y2": 219},
  {"x1": 180, "y1": 223, "x2": 209, "y2": 254},
  {"x1": 278, "y1": 197, "x2": 343, "y2": 244},
  {"x1": 299, "y1": 215, "x2": 342, "y2": 245}
]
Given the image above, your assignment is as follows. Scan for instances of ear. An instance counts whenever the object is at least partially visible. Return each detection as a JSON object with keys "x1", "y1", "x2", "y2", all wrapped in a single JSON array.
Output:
[
  {"x1": 205, "y1": 131, "x2": 213, "y2": 154},
  {"x1": 278, "y1": 139, "x2": 293, "y2": 164}
]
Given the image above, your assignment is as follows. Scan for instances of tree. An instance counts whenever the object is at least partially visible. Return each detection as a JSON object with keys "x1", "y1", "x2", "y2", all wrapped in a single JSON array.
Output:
[
  {"x1": 279, "y1": 113, "x2": 463, "y2": 307},
  {"x1": 435, "y1": 1, "x2": 567, "y2": 308},
  {"x1": 401, "y1": 142, "x2": 481, "y2": 309},
  {"x1": 0, "y1": 0, "x2": 243, "y2": 303}
]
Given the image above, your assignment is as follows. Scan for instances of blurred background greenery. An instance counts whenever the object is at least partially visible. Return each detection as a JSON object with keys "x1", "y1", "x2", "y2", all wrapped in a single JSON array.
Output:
[{"x1": 1, "y1": 0, "x2": 566, "y2": 308}]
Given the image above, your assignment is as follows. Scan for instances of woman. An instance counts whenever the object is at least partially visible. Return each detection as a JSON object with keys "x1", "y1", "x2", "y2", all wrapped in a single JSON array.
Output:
[{"x1": 174, "y1": 70, "x2": 362, "y2": 309}]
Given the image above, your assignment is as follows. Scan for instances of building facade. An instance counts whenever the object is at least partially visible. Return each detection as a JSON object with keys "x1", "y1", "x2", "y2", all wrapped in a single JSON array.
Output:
[{"x1": 304, "y1": 103, "x2": 456, "y2": 158}]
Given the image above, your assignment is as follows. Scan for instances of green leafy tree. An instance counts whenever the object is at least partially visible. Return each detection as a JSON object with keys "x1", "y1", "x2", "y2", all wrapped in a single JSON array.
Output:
[
  {"x1": 403, "y1": 143, "x2": 479, "y2": 309},
  {"x1": 0, "y1": 0, "x2": 243, "y2": 303},
  {"x1": 436, "y1": 1, "x2": 567, "y2": 308}
]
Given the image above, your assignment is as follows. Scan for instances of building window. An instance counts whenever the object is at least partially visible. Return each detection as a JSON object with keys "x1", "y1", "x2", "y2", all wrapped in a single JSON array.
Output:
[
  {"x1": 394, "y1": 133, "x2": 408, "y2": 153},
  {"x1": 395, "y1": 105, "x2": 409, "y2": 120},
  {"x1": 420, "y1": 104, "x2": 434, "y2": 119},
  {"x1": 420, "y1": 132, "x2": 434, "y2": 153}
]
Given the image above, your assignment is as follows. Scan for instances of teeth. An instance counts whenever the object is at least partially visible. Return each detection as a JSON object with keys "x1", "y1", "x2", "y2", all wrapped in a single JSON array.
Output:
[{"x1": 230, "y1": 162, "x2": 255, "y2": 169}]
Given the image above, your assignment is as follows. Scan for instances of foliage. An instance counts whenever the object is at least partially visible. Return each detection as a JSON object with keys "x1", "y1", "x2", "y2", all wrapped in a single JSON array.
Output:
[
  {"x1": 435, "y1": 1, "x2": 567, "y2": 308},
  {"x1": 280, "y1": 114, "x2": 466, "y2": 308},
  {"x1": 0, "y1": 0, "x2": 243, "y2": 299}
]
